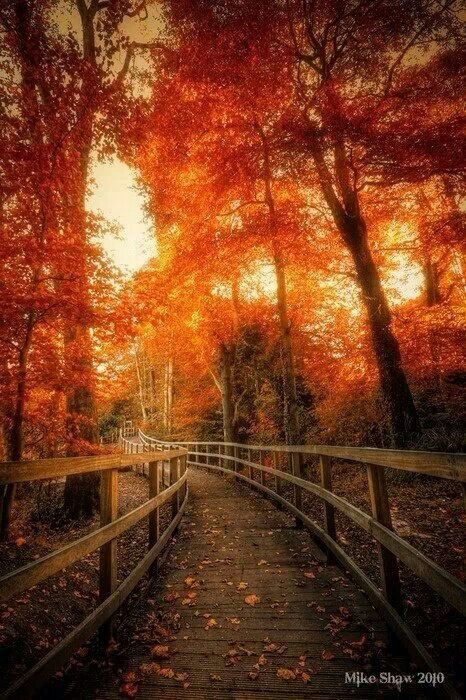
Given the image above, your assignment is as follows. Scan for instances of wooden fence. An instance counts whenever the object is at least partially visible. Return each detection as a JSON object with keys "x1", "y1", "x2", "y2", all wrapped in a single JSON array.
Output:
[
  {"x1": 140, "y1": 430, "x2": 465, "y2": 696},
  {"x1": 0, "y1": 446, "x2": 188, "y2": 699}
]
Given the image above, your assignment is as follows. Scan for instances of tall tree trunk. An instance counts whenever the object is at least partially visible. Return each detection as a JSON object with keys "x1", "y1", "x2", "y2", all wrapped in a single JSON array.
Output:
[
  {"x1": 134, "y1": 347, "x2": 148, "y2": 421},
  {"x1": 272, "y1": 246, "x2": 301, "y2": 444},
  {"x1": 311, "y1": 138, "x2": 419, "y2": 446},
  {"x1": 63, "y1": 132, "x2": 99, "y2": 518},
  {"x1": 163, "y1": 357, "x2": 173, "y2": 435},
  {"x1": 0, "y1": 313, "x2": 34, "y2": 539},
  {"x1": 219, "y1": 343, "x2": 236, "y2": 443},
  {"x1": 63, "y1": 323, "x2": 99, "y2": 519},
  {"x1": 255, "y1": 124, "x2": 301, "y2": 444},
  {"x1": 345, "y1": 219, "x2": 419, "y2": 445}
]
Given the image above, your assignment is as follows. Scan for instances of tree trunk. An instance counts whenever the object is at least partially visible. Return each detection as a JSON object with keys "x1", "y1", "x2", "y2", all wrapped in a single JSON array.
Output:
[
  {"x1": 63, "y1": 321, "x2": 99, "y2": 518},
  {"x1": 219, "y1": 343, "x2": 236, "y2": 443},
  {"x1": 272, "y1": 246, "x2": 301, "y2": 444},
  {"x1": 311, "y1": 138, "x2": 419, "y2": 447},
  {"x1": 256, "y1": 124, "x2": 301, "y2": 445},
  {"x1": 163, "y1": 357, "x2": 173, "y2": 435},
  {"x1": 0, "y1": 313, "x2": 34, "y2": 539},
  {"x1": 134, "y1": 347, "x2": 148, "y2": 421},
  {"x1": 343, "y1": 216, "x2": 419, "y2": 446}
]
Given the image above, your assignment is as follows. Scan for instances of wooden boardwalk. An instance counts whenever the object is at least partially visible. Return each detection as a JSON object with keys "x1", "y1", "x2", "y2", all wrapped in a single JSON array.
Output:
[{"x1": 63, "y1": 468, "x2": 418, "y2": 699}]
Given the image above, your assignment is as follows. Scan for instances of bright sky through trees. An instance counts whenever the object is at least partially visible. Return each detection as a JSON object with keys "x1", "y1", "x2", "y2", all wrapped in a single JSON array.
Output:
[{"x1": 88, "y1": 157, "x2": 154, "y2": 274}]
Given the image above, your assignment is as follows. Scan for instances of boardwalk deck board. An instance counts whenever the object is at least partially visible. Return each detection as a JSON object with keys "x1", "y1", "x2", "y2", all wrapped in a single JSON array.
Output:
[{"x1": 58, "y1": 468, "x2": 420, "y2": 699}]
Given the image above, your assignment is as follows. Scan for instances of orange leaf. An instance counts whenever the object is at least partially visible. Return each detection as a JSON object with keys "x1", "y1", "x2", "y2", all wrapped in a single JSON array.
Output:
[
  {"x1": 151, "y1": 645, "x2": 169, "y2": 659},
  {"x1": 277, "y1": 667, "x2": 296, "y2": 680},
  {"x1": 244, "y1": 593, "x2": 260, "y2": 606}
]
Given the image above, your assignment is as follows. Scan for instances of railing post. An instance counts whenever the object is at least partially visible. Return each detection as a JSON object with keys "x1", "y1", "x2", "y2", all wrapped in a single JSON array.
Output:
[
  {"x1": 367, "y1": 464, "x2": 402, "y2": 611},
  {"x1": 247, "y1": 448, "x2": 252, "y2": 480},
  {"x1": 99, "y1": 468, "x2": 118, "y2": 645},
  {"x1": 182, "y1": 452, "x2": 188, "y2": 500},
  {"x1": 319, "y1": 455, "x2": 336, "y2": 561},
  {"x1": 233, "y1": 445, "x2": 238, "y2": 477},
  {"x1": 291, "y1": 451, "x2": 303, "y2": 527},
  {"x1": 260, "y1": 450, "x2": 266, "y2": 487},
  {"x1": 273, "y1": 451, "x2": 280, "y2": 495},
  {"x1": 218, "y1": 443, "x2": 222, "y2": 469},
  {"x1": 170, "y1": 455, "x2": 179, "y2": 521},
  {"x1": 148, "y1": 460, "x2": 160, "y2": 575}
]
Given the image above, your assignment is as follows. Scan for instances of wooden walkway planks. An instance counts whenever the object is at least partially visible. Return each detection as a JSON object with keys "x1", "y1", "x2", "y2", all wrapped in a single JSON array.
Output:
[{"x1": 62, "y1": 468, "x2": 420, "y2": 699}]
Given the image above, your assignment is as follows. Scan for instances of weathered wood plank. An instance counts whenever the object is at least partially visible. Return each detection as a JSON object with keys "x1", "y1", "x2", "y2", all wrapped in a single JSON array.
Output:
[
  {"x1": 0, "y1": 472, "x2": 187, "y2": 603},
  {"x1": 99, "y1": 468, "x2": 118, "y2": 644},
  {"x1": 147, "y1": 434, "x2": 465, "y2": 481},
  {"x1": 0, "y1": 449, "x2": 187, "y2": 485},
  {"x1": 367, "y1": 463, "x2": 401, "y2": 611},
  {"x1": 320, "y1": 455, "x2": 336, "y2": 561},
  {"x1": 148, "y1": 460, "x2": 160, "y2": 576},
  {"x1": 184, "y1": 462, "x2": 460, "y2": 699},
  {"x1": 187, "y1": 457, "x2": 466, "y2": 616}
]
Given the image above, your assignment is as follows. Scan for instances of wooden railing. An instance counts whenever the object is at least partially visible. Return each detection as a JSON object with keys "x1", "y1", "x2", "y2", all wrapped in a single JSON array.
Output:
[
  {"x1": 0, "y1": 446, "x2": 188, "y2": 699},
  {"x1": 140, "y1": 430, "x2": 465, "y2": 697}
]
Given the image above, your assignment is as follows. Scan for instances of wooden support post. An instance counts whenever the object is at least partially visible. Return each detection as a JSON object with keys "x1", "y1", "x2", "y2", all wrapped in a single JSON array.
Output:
[
  {"x1": 291, "y1": 452, "x2": 303, "y2": 527},
  {"x1": 170, "y1": 456, "x2": 179, "y2": 520},
  {"x1": 273, "y1": 451, "x2": 280, "y2": 495},
  {"x1": 247, "y1": 448, "x2": 252, "y2": 480},
  {"x1": 320, "y1": 455, "x2": 336, "y2": 561},
  {"x1": 260, "y1": 450, "x2": 266, "y2": 487},
  {"x1": 183, "y1": 452, "x2": 188, "y2": 500},
  {"x1": 233, "y1": 445, "x2": 238, "y2": 477},
  {"x1": 148, "y1": 460, "x2": 160, "y2": 575},
  {"x1": 99, "y1": 468, "x2": 118, "y2": 645},
  {"x1": 367, "y1": 464, "x2": 402, "y2": 611},
  {"x1": 218, "y1": 443, "x2": 222, "y2": 469}
]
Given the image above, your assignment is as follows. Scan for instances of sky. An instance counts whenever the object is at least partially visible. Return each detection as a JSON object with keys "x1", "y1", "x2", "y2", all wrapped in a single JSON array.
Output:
[
  {"x1": 55, "y1": 2, "x2": 165, "y2": 276},
  {"x1": 88, "y1": 157, "x2": 154, "y2": 275}
]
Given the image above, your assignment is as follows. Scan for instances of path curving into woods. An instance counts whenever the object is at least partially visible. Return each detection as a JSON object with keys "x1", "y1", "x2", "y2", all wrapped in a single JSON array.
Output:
[{"x1": 62, "y1": 468, "x2": 418, "y2": 699}]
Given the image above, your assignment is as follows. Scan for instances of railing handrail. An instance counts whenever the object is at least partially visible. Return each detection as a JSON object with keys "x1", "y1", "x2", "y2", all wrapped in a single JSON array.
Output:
[
  {"x1": 0, "y1": 448, "x2": 186, "y2": 485},
  {"x1": 138, "y1": 430, "x2": 466, "y2": 481},
  {"x1": 141, "y1": 430, "x2": 464, "y2": 699},
  {"x1": 1, "y1": 443, "x2": 189, "y2": 699}
]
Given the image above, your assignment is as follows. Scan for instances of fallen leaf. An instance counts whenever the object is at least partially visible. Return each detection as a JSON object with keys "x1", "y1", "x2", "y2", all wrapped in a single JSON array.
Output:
[
  {"x1": 15, "y1": 537, "x2": 26, "y2": 547},
  {"x1": 157, "y1": 667, "x2": 174, "y2": 678},
  {"x1": 120, "y1": 683, "x2": 138, "y2": 697},
  {"x1": 236, "y1": 581, "x2": 248, "y2": 590},
  {"x1": 139, "y1": 662, "x2": 159, "y2": 675},
  {"x1": 321, "y1": 650, "x2": 335, "y2": 661},
  {"x1": 304, "y1": 572, "x2": 315, "y2": 579},
  {"x1": 352, "y1": 634, "x2": 366, "y2": 647},
  {"x1": 204, "y1": 617, "x2": 218, "y2": 629},
  {"x1": 151, "y1": 645, "x2": 169, "y2": 659},
  {"x1": 277, "y1": 667, "x2": 296, "y2": 680},
  {"x1": 245, "y1": 593, "x2": 260, "y2": 606},
  {"x1": 210, "y1": 674, "x2": 222, "y2": 681},
  {"x1": 301, "y1": 671, "x2": 311, "y2": 683}
]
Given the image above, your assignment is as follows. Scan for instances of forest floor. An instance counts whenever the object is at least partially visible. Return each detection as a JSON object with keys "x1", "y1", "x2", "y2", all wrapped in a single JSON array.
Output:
[
  {"x1": 0, "y1": 469, "x2": 173, "y2": 692},
  {"x1": 0, "y1": 463, "x2": 464, "y2": 696}
]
